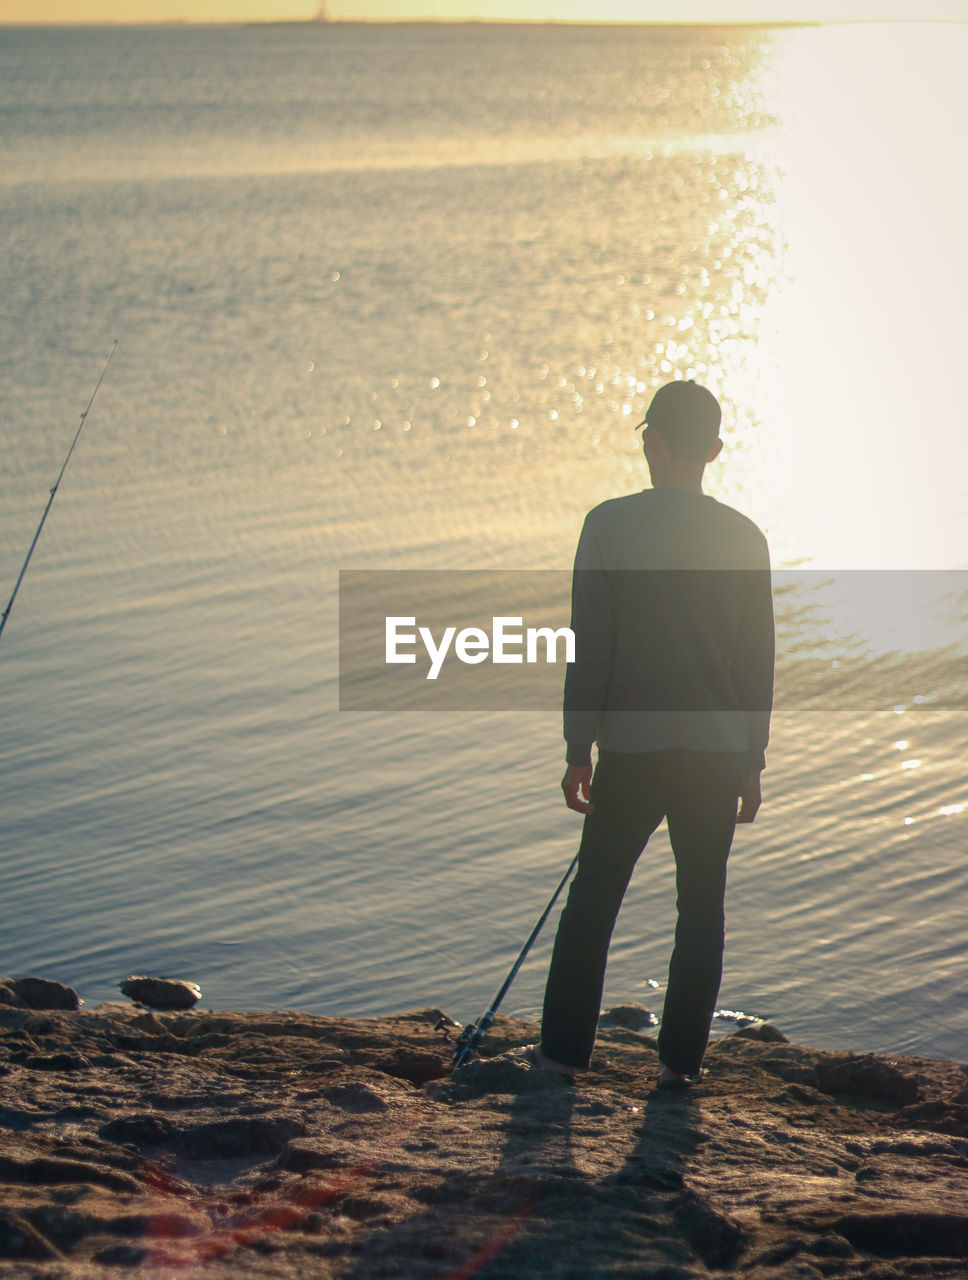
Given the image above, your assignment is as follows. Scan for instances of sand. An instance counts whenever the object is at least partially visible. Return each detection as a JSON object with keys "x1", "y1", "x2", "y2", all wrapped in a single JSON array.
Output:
[{"x1": 2, "y1": 1000, "x2": 968, "y2": 1278}]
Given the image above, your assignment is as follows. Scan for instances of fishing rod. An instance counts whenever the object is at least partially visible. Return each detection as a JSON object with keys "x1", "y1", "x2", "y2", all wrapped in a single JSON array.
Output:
[
  {"x1": 447, "y1": 848, "x2": 580, "y2": 1072},
  {"x1": 0, "y1": 340, "x2": 118, "y2": 642}
]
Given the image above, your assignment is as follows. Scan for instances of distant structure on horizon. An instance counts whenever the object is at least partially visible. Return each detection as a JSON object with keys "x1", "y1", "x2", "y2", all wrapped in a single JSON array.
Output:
[{"x1": 313, "y1": 2, "x2": 330, "y2": 18}]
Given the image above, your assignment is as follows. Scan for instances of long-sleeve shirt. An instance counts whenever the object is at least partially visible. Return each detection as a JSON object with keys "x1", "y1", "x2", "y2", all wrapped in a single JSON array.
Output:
[{"x1": 563, "y1": 487, "x2": 774, "y2": 770}]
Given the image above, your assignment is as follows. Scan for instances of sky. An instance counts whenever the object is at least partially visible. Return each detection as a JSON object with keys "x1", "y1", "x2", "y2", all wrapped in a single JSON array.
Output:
[{"x1": 1, "y1": 0, "x2": 966, "y2": 23}]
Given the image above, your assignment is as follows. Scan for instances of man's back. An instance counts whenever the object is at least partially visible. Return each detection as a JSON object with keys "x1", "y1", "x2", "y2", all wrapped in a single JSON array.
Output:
[
  {"x1": 564, "y1": 487, "x2": 774, "y2": 767},
  {"x1": 577, "y1": 486, "x2": 768, "y2": 571}
]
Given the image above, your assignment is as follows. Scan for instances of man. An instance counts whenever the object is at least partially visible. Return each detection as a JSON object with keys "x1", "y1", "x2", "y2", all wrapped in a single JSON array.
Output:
[{"x1": 528, "y1": 379, "x2": 774, "y2": 1089}]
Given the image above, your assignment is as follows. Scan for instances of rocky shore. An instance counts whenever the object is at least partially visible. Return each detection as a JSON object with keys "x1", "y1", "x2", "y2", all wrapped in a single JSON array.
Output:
[{"x1": 2, "y1": 997, "x2": 968, "y2": 1278}]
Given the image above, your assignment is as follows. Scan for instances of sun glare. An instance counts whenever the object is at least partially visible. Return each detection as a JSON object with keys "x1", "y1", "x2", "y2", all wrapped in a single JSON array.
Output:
[{"x1": 749, "y1": 24, "x2": 968, "y2": 569}]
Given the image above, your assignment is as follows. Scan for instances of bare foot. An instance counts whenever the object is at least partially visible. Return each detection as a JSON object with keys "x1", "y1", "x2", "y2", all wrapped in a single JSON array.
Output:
[
  {"x1": 657, "y1": 1061, "x2": 701, "y2": 1090},
  {"x1": 531, "y1": 1045, "x2": 576, "y2": 1081}
]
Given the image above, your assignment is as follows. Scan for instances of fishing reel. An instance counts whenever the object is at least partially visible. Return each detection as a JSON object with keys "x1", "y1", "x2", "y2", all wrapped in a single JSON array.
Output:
[
  {"x1": 434, "y1": 1014, "x2": 475, "y2": 1067},
  {"x1": 436, "y1": 1013, "x2": 492, "y2": 1072}
]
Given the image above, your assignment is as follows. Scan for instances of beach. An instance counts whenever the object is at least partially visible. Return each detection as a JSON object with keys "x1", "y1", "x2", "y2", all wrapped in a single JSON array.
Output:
[
  {"x1": 1, "y1": 983, "x2": 968, "y2": 1274},
  {"x1": 3, "y1": 991, "x2": 968, "y2": 1277}
]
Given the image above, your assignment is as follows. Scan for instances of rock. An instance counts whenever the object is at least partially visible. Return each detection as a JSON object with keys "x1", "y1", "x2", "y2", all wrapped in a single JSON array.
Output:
[
  {"x1": 894, "y1": 1099, "x2": 968, "y2": 1137},
  {"x1": 834, "y1": 1211, "x2": 968, "y2": 1258},
  {"x1": 4, "y1": 977, "x2": 80, "y2": 1011},
  {"x1": 815, "y1": 1053, "x2": 919, "y2": 1105},
  {"x1": 731, "y1": 1019, "x2": 789, "y2": 1043},
  {"x1": 177, "y1": 1115, "x2": 306, "y2": 1159},
  {"x1": 374, "y1": 1048, "x2": 448, "y2": 1086},
  {"x1": 451, "y1": 1052, "x2": 572, "y2": 1097},
  {"x1": 99, "y1": 1114, "x2": 175, "y2": 1148},
  {"x1": 119, "y1": 975, "x2": 201, "y2": 1010},
  {"x1": 102, "y1": 1112, "x2": 305, "y2": 1159},
  {"x1": 322, "y1": 1081, "x2": 393, "y2": 1113},
  {"x1": 23, "y1": 1053, "x2": 89, "y2": 1072},
  {"x1": 599, "y1": 1003, "x2": 659, "y2": 1030}
]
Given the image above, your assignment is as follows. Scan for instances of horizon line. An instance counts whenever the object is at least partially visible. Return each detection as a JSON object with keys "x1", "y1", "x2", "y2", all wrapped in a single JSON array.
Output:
[{"x1": 1, "y1": 14, "x2": 962, "y2": 24}]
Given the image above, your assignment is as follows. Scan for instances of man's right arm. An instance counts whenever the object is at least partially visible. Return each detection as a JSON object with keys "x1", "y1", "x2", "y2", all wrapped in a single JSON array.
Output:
[
  {"x1": 562, "y1": 516, "x2": 614, "y2": 771},
  {"x1": 561, "y1": 763, "x2": 594, "y2": 814}
]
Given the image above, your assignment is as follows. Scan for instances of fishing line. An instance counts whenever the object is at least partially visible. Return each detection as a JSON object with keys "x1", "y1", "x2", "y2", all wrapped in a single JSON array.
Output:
[{"x1": 0, "y1": 340, "x2": 118, "y2": 641}]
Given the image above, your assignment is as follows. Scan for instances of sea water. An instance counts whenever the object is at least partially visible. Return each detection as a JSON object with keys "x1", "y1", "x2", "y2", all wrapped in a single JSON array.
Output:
[{"x1": 1, "y1": 20, "x2": 967, "y2": 1060}]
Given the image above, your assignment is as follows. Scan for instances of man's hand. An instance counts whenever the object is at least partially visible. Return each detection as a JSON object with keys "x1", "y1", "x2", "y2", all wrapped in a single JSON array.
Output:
[
  {"x1": 736, "y1": 770, "x2": 762, "y2": 824},
  {"x1": 561, "y1": 764, "x2": 594, "y2": 814}
]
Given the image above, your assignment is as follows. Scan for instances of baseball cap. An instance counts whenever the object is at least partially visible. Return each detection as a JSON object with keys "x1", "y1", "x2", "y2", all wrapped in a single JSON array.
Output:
[{"x1": 635, "y1": 380, "x2": 722, "y2": 458}]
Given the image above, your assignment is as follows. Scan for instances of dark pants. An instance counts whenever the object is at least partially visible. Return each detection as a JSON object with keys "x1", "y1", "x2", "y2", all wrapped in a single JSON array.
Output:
[{"x1": 541, "y1": 749, "x2": 745, "y2": 1076}]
